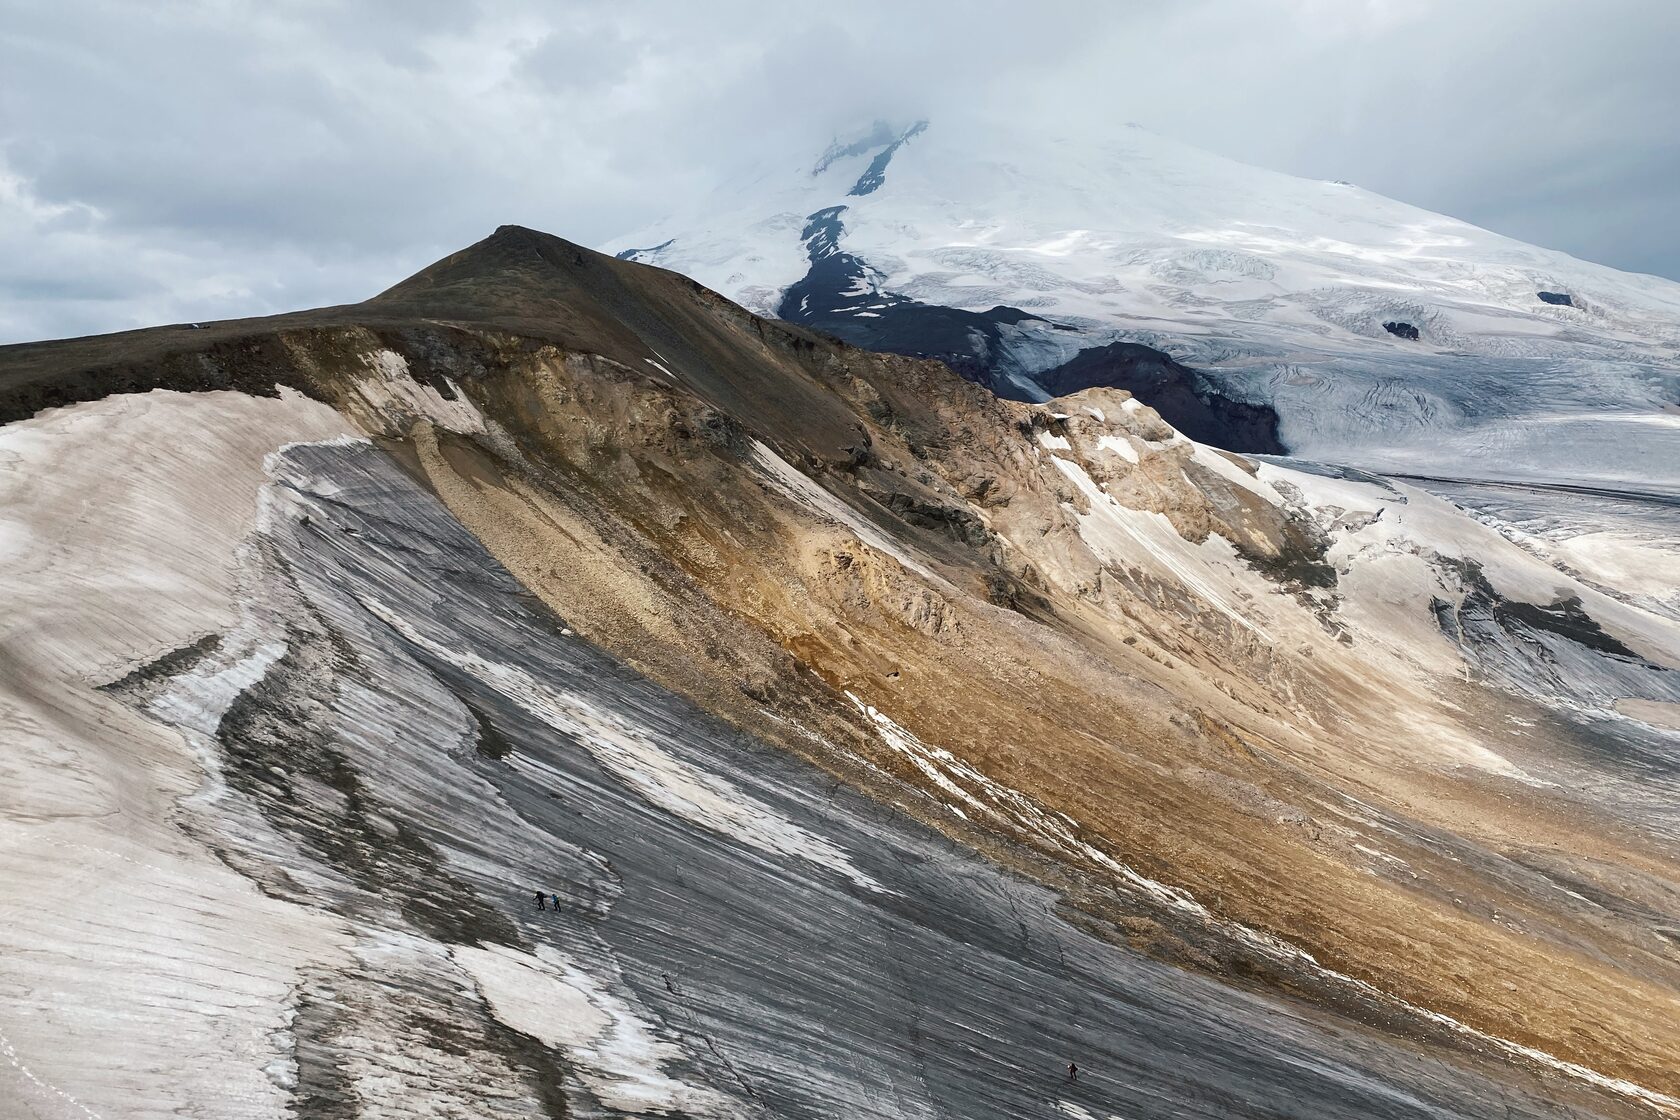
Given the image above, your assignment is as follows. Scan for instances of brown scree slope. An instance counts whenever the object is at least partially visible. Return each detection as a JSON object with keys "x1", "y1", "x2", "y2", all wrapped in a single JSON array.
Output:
[{"x1": 5, "y1": 225, "x2": 1679, "y2": 1098}]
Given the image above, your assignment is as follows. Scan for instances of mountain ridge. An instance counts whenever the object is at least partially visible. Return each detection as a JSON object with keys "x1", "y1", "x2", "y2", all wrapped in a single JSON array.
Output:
[{"x1": 4, "y1": 223, "x2": 1680, "y2": 1116}]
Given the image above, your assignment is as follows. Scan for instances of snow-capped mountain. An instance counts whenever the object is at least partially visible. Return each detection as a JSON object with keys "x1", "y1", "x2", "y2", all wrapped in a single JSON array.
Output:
[{"x1": 609, "y1": 117, "x2": 1680, "y2": 490}]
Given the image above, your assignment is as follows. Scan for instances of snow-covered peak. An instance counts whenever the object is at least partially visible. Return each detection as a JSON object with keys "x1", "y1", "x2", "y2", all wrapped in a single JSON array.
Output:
[{"x1": 607, "y1": 116, "x2": 1680, "y2": 491}]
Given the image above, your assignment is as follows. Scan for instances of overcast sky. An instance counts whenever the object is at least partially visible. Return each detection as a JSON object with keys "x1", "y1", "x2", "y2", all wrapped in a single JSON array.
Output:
[{"x1": 3, "y1": 0, "x2": 1676, "y2": 343}]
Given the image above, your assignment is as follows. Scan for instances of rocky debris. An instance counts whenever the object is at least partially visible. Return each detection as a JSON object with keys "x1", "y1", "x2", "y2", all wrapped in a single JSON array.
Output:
[
  {"x1": 1383, "y1": 320, "x2": 1421, "y2": 340},
  {"x1": 1537, "y1": 291, "x2": 1576, "y2": 307},
  {"x1": 8, "y1": 226, "x2": 1680, "y2": 1112}
]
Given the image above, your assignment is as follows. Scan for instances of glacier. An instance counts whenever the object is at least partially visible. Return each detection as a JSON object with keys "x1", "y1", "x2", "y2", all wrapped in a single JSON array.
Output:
[{"x1": 609, "y1": 116, "x2": 1680, "y2": 490}]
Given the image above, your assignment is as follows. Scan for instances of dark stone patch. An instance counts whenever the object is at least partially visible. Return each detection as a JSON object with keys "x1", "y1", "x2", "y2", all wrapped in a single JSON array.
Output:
[
  {"x1": 615, "y1": 238, "x2": 675, "y2": 263},
  {"x1": 983, "y1": 568, "x2": 1057, "y2": 622},
  {"x1": 434, "y1": 675, "x2": 520, "y2": 762},
  {"x1": 98, "y1": 632, "x2": 223, "y2": 696},
  {"x1": 288, "y1": 978, "x2": 360, "y2": 1120},
  {"x1": 0, "y1": 329, "x2": 315, "y2": 426},
  {"x1": 981, "y1": 305, "x2": 1054, "y2": 327},
  {"x1": 1431, "y1": 596, "x2": 1462, "y2": 643},
  {"x1": 847, "y1": 121, "x2": 927, "y2": 196},
  {"x1": 1037, "y1": 342, "x2": 1286, "y2": 455},
  {"x1": 287, "y1": 970, "x2": 574, "y2": 1120},
  {"x1": 795, "y1": 298, "x2": 1015, "y2": 385},
  {"x1": 1508, "y1": 861, "x2": 1651, "y2": 925},
  {"x1": 812, "y1": 121, "x2": 899, "y2": 175},
  {"x1": 1537, "y1": 291, "x2": 1575, "y2": 307},
  {"x1": 774, "y1": 202, "x2": 1284, "y2": 453},
  {"x1": 1231, "y1": 518, "x2": 1339, "y2": 594},
  {"x1": 476, "y1": 1011, "x2": 575, "y2": 1120},
  {"x1": 858, "y1": 478, "x2": 990, "y2": 548},
  {"x1": 775, "y1": 201, "x2": 1056, "y2": 398},
  {"x1": 1435, "y1": 557, "x2": 1652, "y2": 663},
  {"x1": 1496, "y1": 595, "x2": 1642, "y2": 659},
  {"x1": 1383, "y1": 321, "x2": 1420, "y2": 341},
  {"x1": 466, "y1": 696, "x2": 518, "y2": 761}
]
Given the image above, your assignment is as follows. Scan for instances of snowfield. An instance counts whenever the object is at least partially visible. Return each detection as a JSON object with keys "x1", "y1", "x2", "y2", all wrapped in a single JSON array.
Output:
[{"x1": 610, "y1": 116, "x2": 1680, "y2": 490}]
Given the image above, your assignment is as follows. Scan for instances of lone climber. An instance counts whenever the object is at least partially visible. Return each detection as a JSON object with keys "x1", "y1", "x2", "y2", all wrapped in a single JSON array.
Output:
[{"x1": 1067, "y1": 1062, "x2": 1079, "y2": 1083}]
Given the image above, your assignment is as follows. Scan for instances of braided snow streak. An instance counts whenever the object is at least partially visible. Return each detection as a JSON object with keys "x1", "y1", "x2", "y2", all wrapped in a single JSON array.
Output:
[{"x1": 362, "y1": 597, "x2": 883, "y2": 895}]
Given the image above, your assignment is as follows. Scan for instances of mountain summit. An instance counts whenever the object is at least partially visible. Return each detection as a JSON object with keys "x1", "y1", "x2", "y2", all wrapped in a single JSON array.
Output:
[{"x1": 609, "y1": 117, "x2": 1680, "y2": 489}]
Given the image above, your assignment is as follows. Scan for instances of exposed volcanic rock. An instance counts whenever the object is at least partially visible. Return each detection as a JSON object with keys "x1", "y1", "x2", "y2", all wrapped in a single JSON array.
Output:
[
  {"x1": 1538, "y1": 290, "x2": 1576, "y2": 307},
  {"x1": 5, "y1": 226, "x2": 1680, "y2": 1117},
  {"x1": 1383, "y1": 319, "x2": 1421, "y2": 340},
  {"x1": 770, "y1": 201, "x2": 1039, "y2": 391},
  {"x1": 1034, "y1": 340, "x2": 1286, "y2": 453},
  {"x1": 765, "y1": 191, "x2": 1285, "y2": 455},
  {"x1": 847, "y1": 119, "x2": 926, "y2": 195}
]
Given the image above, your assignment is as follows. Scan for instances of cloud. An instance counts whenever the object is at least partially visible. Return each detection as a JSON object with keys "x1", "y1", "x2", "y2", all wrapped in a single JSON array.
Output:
[{"x1": 1, "y1": 0, "x2": 1675, "y2": 342}]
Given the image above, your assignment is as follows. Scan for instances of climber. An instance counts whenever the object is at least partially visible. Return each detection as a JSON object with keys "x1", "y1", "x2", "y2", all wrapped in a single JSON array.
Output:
[
  {"x1": 1067, "y1": 1062, "x2": 1079, "y2": 1083},
  {"x1": 551, "y1": 892, "x2": 561, "y2": 911},
  {"x1": 534, "y1": 890, "x2": 546, "y2": 910}
]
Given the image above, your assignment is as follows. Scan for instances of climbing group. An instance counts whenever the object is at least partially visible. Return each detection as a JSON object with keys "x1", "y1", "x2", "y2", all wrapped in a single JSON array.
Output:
[{"x1": 533, "y1": 890, "x2": 561, "y2": 911}]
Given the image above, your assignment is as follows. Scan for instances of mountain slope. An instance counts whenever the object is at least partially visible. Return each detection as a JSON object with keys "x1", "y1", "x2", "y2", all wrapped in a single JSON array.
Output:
[
  {"x1": 609, "y1": 118, "x2": 1680, "y2": 489},
  {"x1": 3, "y1": 228, "x2": 1679, "y2": 1118}
]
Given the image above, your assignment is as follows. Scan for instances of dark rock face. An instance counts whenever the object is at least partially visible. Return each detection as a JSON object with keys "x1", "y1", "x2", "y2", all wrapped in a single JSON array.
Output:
[
  {"x1": 614, "y1": 237, "x2": 674, "y2": 262},
  {"x1": 812, "y1": 120, "x2": 901, "y2": 175},
  {"x1": 1538, "y1": 291, "x2": 1575, "y2": 307},
  {"x1": 775, "y1": 205, "x2": 1041, "y2": 388},
  {"x1": 847, "y1": 120, "x2": 927, "y2": 196},
  {"x1": 775, "y1": 207, "x2": 1286, "y2": 454},
  {"x1": 1431, "y1": 557, "x2": 1680, "y2": 734},
  {"x1": 1383, "y1": 321, "x2": 1421, "y2": 341},
  {"x1": 1037, "y1": 341, "x2": 1287, "y2": 454}
]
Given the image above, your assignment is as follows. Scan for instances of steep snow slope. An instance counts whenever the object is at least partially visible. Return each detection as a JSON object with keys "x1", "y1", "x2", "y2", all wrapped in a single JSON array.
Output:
[{"x1": 609, "y1": 118, "x2": 1680, "y2": 489}]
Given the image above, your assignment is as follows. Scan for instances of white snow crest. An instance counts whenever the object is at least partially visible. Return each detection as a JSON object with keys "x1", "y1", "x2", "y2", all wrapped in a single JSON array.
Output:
[{"x1": 749, "y1": 438, "x2": 939, "y2": 580}]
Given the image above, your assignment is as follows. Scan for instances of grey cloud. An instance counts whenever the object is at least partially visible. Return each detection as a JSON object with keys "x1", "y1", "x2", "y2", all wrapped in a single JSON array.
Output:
[{"x1": 1, "y1": 0, "x2": 1676, "y2": 342}]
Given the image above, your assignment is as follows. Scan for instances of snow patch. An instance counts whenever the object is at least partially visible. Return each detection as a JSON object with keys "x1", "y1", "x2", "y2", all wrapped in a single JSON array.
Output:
[
  {"x1": 456, "y1": 942, "x2": 736, "y2": 1116},
  {"x1": 749, "y1": 439, "x2": 938, "y2": 581},
  {"x1": 353, "y1": 348, "x2": 487, "y2": 435},
  {"x1": 1095, "y1": 435, "x2": 1139, "y2": 464},
  {"x1": 1190, "y1": 445, "x2": 1281, "y2": 503},
  {"x1": 1052, "y1": 456, "x2": 1271, "y2": 641}
]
